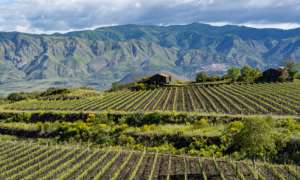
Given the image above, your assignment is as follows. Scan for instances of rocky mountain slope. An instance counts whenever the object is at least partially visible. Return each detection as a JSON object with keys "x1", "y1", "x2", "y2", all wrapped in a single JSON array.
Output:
[{"x1": 1, "y1": 23, "x2": 300, "y2": 95}]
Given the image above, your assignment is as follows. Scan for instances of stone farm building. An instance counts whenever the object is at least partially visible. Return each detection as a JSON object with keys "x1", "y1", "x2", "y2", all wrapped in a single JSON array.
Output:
[
  {"x1": 142, "y1": 72, "x2": 176, "y2": 85},
  {"x1": 261, "y1": 68, "x2": 289, "y2": 82}
]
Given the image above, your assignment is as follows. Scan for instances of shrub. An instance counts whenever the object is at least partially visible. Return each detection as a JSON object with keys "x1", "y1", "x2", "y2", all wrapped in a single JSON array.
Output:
[
  {"x1": 41, "y1": 87, "x2": 71, "y2": 96},
  {"x1": 7, "y1": 92, "x2": 39, "y2": 102},
  {"x1": 283, "y1": 60, "x2": 299, "y2": 80},
  {"x1": 192, "y1": 118, "x2": 210, "y2": 129},
  {"x1": 226, "y1": 121, "x2": 244, "y2": 135},
  {"x1": 280, "y1": 118, "x2": 297, "y2": 130},
  {"x1": 221, "y1": 121, "x2": 244, "y2": 151},
  {"x1": 141, "y1": 124, "x2": 156, "y2": 132},
  {"x1": 124, "y1": 112, "x2": 166, "y2": 125},
  {"x1": 232, "y1": 117, "x2": 277, "y2": 161},
  {"x1": 143, "y1": 112, "x2": 163, "y2": 124},
  {"x1": 118, "y1": 134, "x2": 135, "y2": 145},
  {"x1": 133, "y1": 83, "x2": 146, "y2": 90},
  {"x1": 206, "y1": 76, "x2": 223, "y2": 82},
  {"x1": 126, "y1": 113, "x2": 144, "y2": 126},
  {"x1": 196, "y1": 72, "x2": 209, "y2": 82},
  {"x1": 86, "y1": 113, "x2": 96, "y2": 123},
  {"x1": 189, "y1": 138, "x2": 223, "y2": 157},
  {"x1": 11, "y1": 112, "x2": 32, "y2": 122}
]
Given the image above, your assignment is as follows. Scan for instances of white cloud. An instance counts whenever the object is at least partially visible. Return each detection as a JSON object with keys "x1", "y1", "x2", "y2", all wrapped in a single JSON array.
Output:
[
  {"x1": 0, "y1": 0, "x2": 299, "y2": 33},
  {"x1": 242, "y1": 22, "x2": 300, "y2": 30},
  {"x1": 206, "y1": 21, "x2": 300, "y2": 30}
]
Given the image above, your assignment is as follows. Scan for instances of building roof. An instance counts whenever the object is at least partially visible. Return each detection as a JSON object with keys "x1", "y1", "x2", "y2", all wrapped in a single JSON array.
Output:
[
  {"x1": 263, "y1": 68, "x2": 285, "y2": 73},
  {"x1": 264, "y1": 68, "x2": 279, "y2": 72},
  {"x1": 156, "y1": 72, "x2": 172, "y2": 77}
]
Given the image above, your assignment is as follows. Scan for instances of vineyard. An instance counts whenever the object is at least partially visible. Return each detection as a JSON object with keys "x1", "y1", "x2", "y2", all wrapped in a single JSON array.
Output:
[
  {"x1": 0, "y1": 141, "x2": 299, "y2": 179},
  {"x1": 3, "y1": 81, "x2": 300, "y2": 116}
]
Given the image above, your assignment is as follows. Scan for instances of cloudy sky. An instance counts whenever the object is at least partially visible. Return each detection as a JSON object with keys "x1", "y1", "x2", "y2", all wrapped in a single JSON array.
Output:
[{"x1": 0, "y1": 0, "x2": 300, "y2": 33}]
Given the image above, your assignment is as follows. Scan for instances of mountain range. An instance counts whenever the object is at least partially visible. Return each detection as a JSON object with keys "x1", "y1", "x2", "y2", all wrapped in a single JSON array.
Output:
[{"x1": 1, "y1": 23, "x2": 300, "y2": 96}]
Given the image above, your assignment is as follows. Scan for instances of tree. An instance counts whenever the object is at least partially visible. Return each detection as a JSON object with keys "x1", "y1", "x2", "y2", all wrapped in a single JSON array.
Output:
[
  {"x1": 111, "y1": 82, "x2": 122, "y2": 91},
  {"x1": 41, "y1": 87, "x2": 70, "y2": 96},
  {"x1": 233, "y1": 117, "x2": 276, "y2": 163},
  {"x1": 7, "y1": 92, "x2": 39, "y2": 102},
  {"x1": 226, "y1": 67, "x2": 241, "y2": 82},
  {"x1": 196, "y1": 72, "x2": 209, "y2": 82},
  {"x1": 7, "y1": 93, "x2": 28, "y2": 102},
  {"x1": 240, "y1": 65, "x2": 261, "y2": 83},
  {"x1": 283, "y1": 60, "x2": 299, "y2": 80}
]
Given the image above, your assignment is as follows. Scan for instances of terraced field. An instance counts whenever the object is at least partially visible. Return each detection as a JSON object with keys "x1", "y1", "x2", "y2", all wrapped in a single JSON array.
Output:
[
  {"x1": 4, "y1": 81, "x2": 300, "y2": 115},
  {"x1": 0, "y1": 141, "x2": 299, "y2": 179}
]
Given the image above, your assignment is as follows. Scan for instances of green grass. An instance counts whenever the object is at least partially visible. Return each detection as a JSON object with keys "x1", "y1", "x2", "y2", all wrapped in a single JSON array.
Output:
[{"x1": 125, "y1": 123, "x2": 224, "y2": 137}]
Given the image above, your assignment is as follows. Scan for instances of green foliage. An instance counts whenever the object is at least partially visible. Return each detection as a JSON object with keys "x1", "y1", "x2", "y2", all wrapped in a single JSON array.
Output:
[
  {"x1": 111, "y1": 81, "x2": 150, "y2": 91},
  {"x1": 86, "y1": 113, "x2": 96, "y2": 123},
  {"x1": 140, "y1": 124, "x2": 156, "y2": 132},
  {"x1": 283, "y1": 60, "x2": 299, "y2": 80},
  {"x1": 129, "y1": 83, "x2": 148, "y2": 90},
  {"x1": 0, "y1": 111, "x2": 195, "y2": 125},
  {"x1": 7, "y1": 93, "x2": 26, "y2": 102},
  {"x1": 239, "y1": 65, "x2": 262, "y2": 83},
  {"x1": 7, "y1": 92, "x2": 40, "y2": 102},
  {"x1": 125, "y1": 112, "x2": 169, "y2": 126},
  {"x1": 233, "y1": 117, "x2": 277, "y2": 160},
  {"x1": 196, "y1": 72, "x2": 209, "y2": 82},
  {"x1": 280, "y1": 118, "x2": 298, "y2": 130},
  {"x1": 192, "y1": 118, "x2": 210, "y2": 129},
  {"x1": 195, "y1": 65, "x2": 264, "y2": 83},
  {"x1": 111, "y1": 82, "x2": 135, "y2": 91},
  {"x1": 2, "y1": 112, "x2": 32, "y2": 122},
  {"x1": 117, "y1": 134, "x2": 135, "y2": 145},
  {"x1": 41, "y1": 87, "x2": 71, "y2": 96},
  {"x1": 206, "y1": 76, "x2": 223, "y2": 82},
  {"x1": 195, "y1": 72, "x2": 224, "y2": 83},
  {"x1": 226, "y1": 67, "x2": 241, "y2": 82},
  {"x1": 0, "y1": 112, "x2": 90, "y2": 123},
  {"x1": 221, "y1": 121, "x2": 244, "y2": 150},
  {"x1": 0, "y1": 98, "x2": 7, "y2": 105},
  {"x1": 188, "y1": 138, "x2": 223, "y2": 157},
  {"x1": 111, "y1": 82, "x2": 121, "y2": 91},
  {"x1": 6, "y1": 87, "x2": 99, "y2": 102},
  {"x1": 226, "y1": 121, "x2": 244, "y2": 135},
  {"x1": 0, "y1": 113, "x2": 299, "y2": 164}
]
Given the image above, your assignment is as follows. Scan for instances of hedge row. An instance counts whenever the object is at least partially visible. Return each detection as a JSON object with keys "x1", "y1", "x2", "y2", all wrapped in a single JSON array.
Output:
[{"x1": 0, "y1": 111, "x2": 241, "y2": 125}]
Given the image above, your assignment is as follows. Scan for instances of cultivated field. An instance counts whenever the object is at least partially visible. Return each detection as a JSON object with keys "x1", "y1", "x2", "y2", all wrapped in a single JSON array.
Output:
[
  {"x1": 4, "y1": 81, "x2": 300, "y2": 116},
  {"x1": 0, "y1": 141, "x2": 299, "y2": 179}
]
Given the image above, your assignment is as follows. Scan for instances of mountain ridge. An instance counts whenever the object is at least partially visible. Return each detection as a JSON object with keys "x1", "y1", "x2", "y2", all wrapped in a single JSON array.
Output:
[{"x1": 0, "y1": 23, "x2": 300, "y2": 96}]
